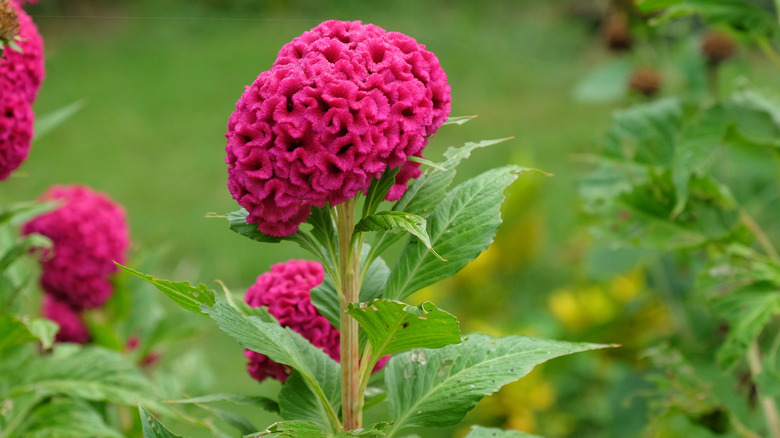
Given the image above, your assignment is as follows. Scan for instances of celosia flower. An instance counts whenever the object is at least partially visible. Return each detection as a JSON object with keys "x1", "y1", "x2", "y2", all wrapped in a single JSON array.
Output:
[
  {"x1": 0, "y1": 92, "x2": 32, "y2": 179},
  {"x1": 226, "y1": 20, "x2": 451, "y2": 236},
  {"x1": 43, "y1": 293, "x2": 90, "y2": 344},
  {"x1": 244, "y1": 259, "x2": 339, "y2": 382},
  {"x1": 1, "y1": 0, "x2": 44, "y2": 103},
  {"x1": 23, "y1": 185, "x2": 129, "y2": 310},
  {"x1": 0, "y1": 0, "x2": 44, "y2": 180}
]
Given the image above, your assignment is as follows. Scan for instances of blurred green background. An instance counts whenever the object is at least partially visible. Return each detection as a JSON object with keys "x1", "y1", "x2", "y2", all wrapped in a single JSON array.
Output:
[{"x1": 7, "y1": 0, "x2": 772, "y2": 436}]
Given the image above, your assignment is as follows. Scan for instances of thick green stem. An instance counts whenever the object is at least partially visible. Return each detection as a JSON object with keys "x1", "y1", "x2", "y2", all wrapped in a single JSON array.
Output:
[
  {"x1": 336, "y1": 200, "x2": 361, "y2": 431},
  {"x1": 748, "y1": 342, "x2": 780, "y2": 438}
]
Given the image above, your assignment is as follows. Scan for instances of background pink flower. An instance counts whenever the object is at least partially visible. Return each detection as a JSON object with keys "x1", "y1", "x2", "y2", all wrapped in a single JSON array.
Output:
[
  {"x1": 0, "y1": 0, "x2": 44, "y2": 180},
  {"x1": 23, "y1": 185, "x2": 129, "y2": 310},
  {"x1": 43, "y1": 293, "x2": 90, "y2": 344},
  {"x1": 226, "y1": 20, "x2": 451, "y2": 236},
  {"x1": 244, "y1": 259, "x2": 339, "y2": 383}
]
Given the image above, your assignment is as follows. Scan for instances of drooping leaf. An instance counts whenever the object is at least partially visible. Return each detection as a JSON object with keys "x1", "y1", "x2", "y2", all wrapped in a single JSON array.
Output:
[
  {"x1": 139, "y1": 405, "x2": 182, "y2": 438},
  {"x1": 165, "y1": 393, "x2": 279, "y2": 413},
  {"x1": 465, "y1": 425, "x2": 544, "y2": 438},
  {"x1": 117, "y1": 264, "x2": 215, "y2": 315},
  {"x1": 19, "y1": 399, "x2": 122, "y2": 438},
  {"x1": 385, "y1": 166, "x2": 522, "y2": 300},
  {"x1": 603, "y1": 98, "x2": 682, "y2": 166},
  {"x1": 0, "y1": 233, "x2": 51, "y2": 272},
  {"x1": 385, "y1": 333, "x2": 611, "y2": 433},
  {"x1": 356, "y1": 211, "x2": 444, "y2": 261},
  {"x1": 197, "y1": 404, "x2": 257, "y2": 436},
  {"x1": 347, "y1": 299, "x2": 460, "y2": 359},
  {"x1": 15, "y1": 345, "x2": 163, "y2": 411},
  {"x1": 202, "y1": 297, "x2": 340, "y2": 430},
  {"x1": 0, "y1": 315, "x2": 58, "y2": 353},
  {"x1": 225, "y1": 209, "x2": 324, "y2": 261}
]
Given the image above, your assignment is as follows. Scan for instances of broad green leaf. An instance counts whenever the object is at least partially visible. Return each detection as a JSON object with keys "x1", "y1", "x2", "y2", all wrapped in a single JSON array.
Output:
[
  {"x1": 257, "y1": 421, "x2": 327, "y2": 437},
  {"x1": 34, "y1": 100, "x2": 85, "y2": 139},
  {"x1": 385, "y1": 333, "x2": 611, "y2": 433},
  {"x1": 197, "y1": 404, "x2": 257, "y2": 436},
  {"x1": 466, "y1": 426, "x2": 544, "y2": 438},
  {"x1": 386, "y1": 166, "x2": 521, "y2": 300},
  {"x1": 643, "y1": 0, "x2": 776, "y2": 37},
  {"x1": 347, "y1": 300, "x2": 460, "y2": 359},
  {"x1": 279, "y1": 372, "x2": 341, "y2": 432},
  {"x1": 15, "y1": 345, "x2": 163, "y2": 410},
  {"x1": 671, "y1": 104, "x2": 728, "y2": 217},
  {"x1": 356, "y1": 211, "x2": 444, "y2": 261},
  {"x1": 0, "y1": 315, "x2": 58, "y2": 353},
  {"x1": 165, "y1": 393, "x2": 279, "y2": 413},
  {"x1": 117, "y1": 264, "x2": 215, "y2": 315},
  {"x1": 712, "y1": 283, "x2": 780, "y2": 369},
  {"x1": 443, "y1": 115, "x2": 477, "y2": 126},
  {"x1": 140, "y1": 406, "x2": 182, "y2": 438},
  {"x1": 363, "y1": 168, "x2": 401, "y2": 218},
  {"x1": 603, "y1": 98, "x2": 682, "y2": 166},
  {"x1": 203, "y1": 297, "x2": 340, "y2": 430},
  {"x1": 19, "y1": 399, "x2": 122, "y2": 438},
  {"x1": 573, "y1": 57, "x2": 632, "y2": 103}
]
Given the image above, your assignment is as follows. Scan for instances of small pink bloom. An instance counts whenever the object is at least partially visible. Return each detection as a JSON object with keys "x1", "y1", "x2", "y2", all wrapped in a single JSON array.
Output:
[
  {"x1": 226, "y1": 20, "x2": 451, "y2": 236},
  {"x1": 244, "y1": 260, "x2": 338, "y2": 383},
  {"x1": 42, "y1": 294, "x2": 90, "y2": 344},
  {"x1": 23, "y1": 185, "x2": 130, "y2": 310}
]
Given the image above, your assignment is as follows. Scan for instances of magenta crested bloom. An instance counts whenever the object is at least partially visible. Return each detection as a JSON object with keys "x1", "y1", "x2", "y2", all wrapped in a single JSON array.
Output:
[
  {"x1": 23, "y1": 185, "x2": 130, "y2": 310},
  {"x1": 0, "y1": 92, "x2": 33, "y2": 180},
  {"x1": 244, "y1": 260, "x2": 339, "y2": 382},
  {"x1": 43, "y1": 294, "x2": 90, "y2": 344},
  {"x1": 1, "y1": 0, "x2": 45, "y2": 103},
  {"x1": 0, "y1": 0, "x2": 44, "y2": 180},
  {"x1": 226, "y1": 20, "x2": 451, "y2": 236}
]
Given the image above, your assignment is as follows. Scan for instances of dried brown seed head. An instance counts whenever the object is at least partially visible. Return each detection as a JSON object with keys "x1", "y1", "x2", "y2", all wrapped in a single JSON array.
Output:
[
  {"x1": 0, "y1": 0, "x2": 19, "y2": 43},
  {"x1": 628, "y1": 67, "x2": 662, "y2": 97},
  {"x1": 701, "y1": 31, "x2": 737, "y2": 66},
  {"x1": 602, "y1": 12, "x2": 633, "y2": 52}
]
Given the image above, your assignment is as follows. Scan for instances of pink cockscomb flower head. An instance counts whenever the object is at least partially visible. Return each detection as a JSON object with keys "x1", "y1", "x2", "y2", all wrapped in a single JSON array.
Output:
[
  {"x1": 23, "y1": 185, "x2": 130, "y2": 310},
  {"x1": 226, "y1": 20, "x2": 451, "y2": 236},
  {"x1": 244, "y1": 259, "x2": 339, "y2": 383},
  {"x1": 0, "y1": 91, "x2": 32, "y2": 179},
  {"x1": 1, "y1": 0, "x2": 44, "y2": 103},
  {"x1": 43, "y1": 293, "x2": 90, "y2": 344}
]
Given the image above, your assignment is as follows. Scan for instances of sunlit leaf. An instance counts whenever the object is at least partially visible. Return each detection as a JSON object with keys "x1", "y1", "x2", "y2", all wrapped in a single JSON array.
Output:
[{"x1": 117, "y1": 264, "x2": 215, "y2": 315}]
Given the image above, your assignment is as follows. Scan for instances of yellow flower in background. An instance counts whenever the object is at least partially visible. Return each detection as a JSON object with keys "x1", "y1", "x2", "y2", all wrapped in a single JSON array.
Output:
[{"x1": 608, "y1": 269, "x2": 644, "y2": 303}]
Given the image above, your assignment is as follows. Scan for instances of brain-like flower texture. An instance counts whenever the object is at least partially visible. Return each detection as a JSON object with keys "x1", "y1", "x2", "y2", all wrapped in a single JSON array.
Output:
[
  {"x1": 226, "y1": 20, "x2": 451, "y2": 236},
  {"x1": 0, "y1": 0, "x2": 44, "y2": 180},
  {"x1": 244, "y1": 259, "x2": 339, "y2": 382},
  {"x1": 23, "y1": 185, "x2": 129, "y2": 310}
]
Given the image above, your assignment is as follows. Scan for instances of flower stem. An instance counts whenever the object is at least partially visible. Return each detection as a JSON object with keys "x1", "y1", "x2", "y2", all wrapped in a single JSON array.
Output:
[
  {"x1": 748, "y1": 341, "x2": 780, "y2": 438},
  {"x1": 336, "y1": 199, "x2": 362, "y2": 430}
]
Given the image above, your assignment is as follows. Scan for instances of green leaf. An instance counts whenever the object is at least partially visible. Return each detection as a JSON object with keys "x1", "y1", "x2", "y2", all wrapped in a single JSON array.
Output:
[
  {"x1": 465, "y1": 425, "x2": 544, "y2": 438},
  {"x1": 395, "y1": 138, "x2": 514, "y2": 218},
  {"x1": 603, "y1": 98, "x2": 682, "y2": 167},
  {"x1": 165, "y1": 393, "x2": 279, "y2": 413},
  {"x1": 197, "y1": 404, "x2": 257, "y2": 436},
  {"x1": 0, "y1": 315, "x2": 58, "y2": 353},
  {"x1": 19, "y1": 399, "x2": 122, "y2": 438},
  {"x1": 357, "y1": 211, "x2": 444, "y2": 261},
  {"x1": 643, "y1": 0, "x2": 776, "y2": 37},
  {"x1": 225, "y1": 209, "x2": 325, "y2": 262},
  {"x1": 0, "y1": 234, "x2": 50, "y2": 272},
  {"x1": 385, "y1": 166, "x2": 521, "y2": 301},
  {"x1": 257, "y1": 421, "x2": 328, "y2": 437},
  {"x1": 407, "y1": 155, "x2": 447, "y2": 171},
  {"x1": 347, "y1": 300, "x2": 461, "y2": 359},
  {"x1": 279, "y1": 372, "x2": 341, "y2": 432},
  {"x1": 117, "y1": 264, "x2": 215, "y2": 315},
  {"x1": 140, "y1": 405, "x2": 182, "y2": 438},
  {"x1": 34, "y1": 100, "x2": 85, "y2": 139},
  {"x1": 385, "y1": 333, "x2": 611, "y2": 433},
  {"x1": 0, "y1": 201, "x2": 58, "y2": 226},
  {"x1": 443, "y1": 115, "x2": 477, "y2": 126},
  {"x1": 363, "y1": 168, "x2": 401, "y2": 218},
  {"x1": 15, "y1": 345, "x2": 163, "y2": 410},
  {"x1": 203, "y1": 297, "x2": 341, "y2": 430},
  {"x1": 307, "y1": 206, "x2": 338, "y2": 262}
]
